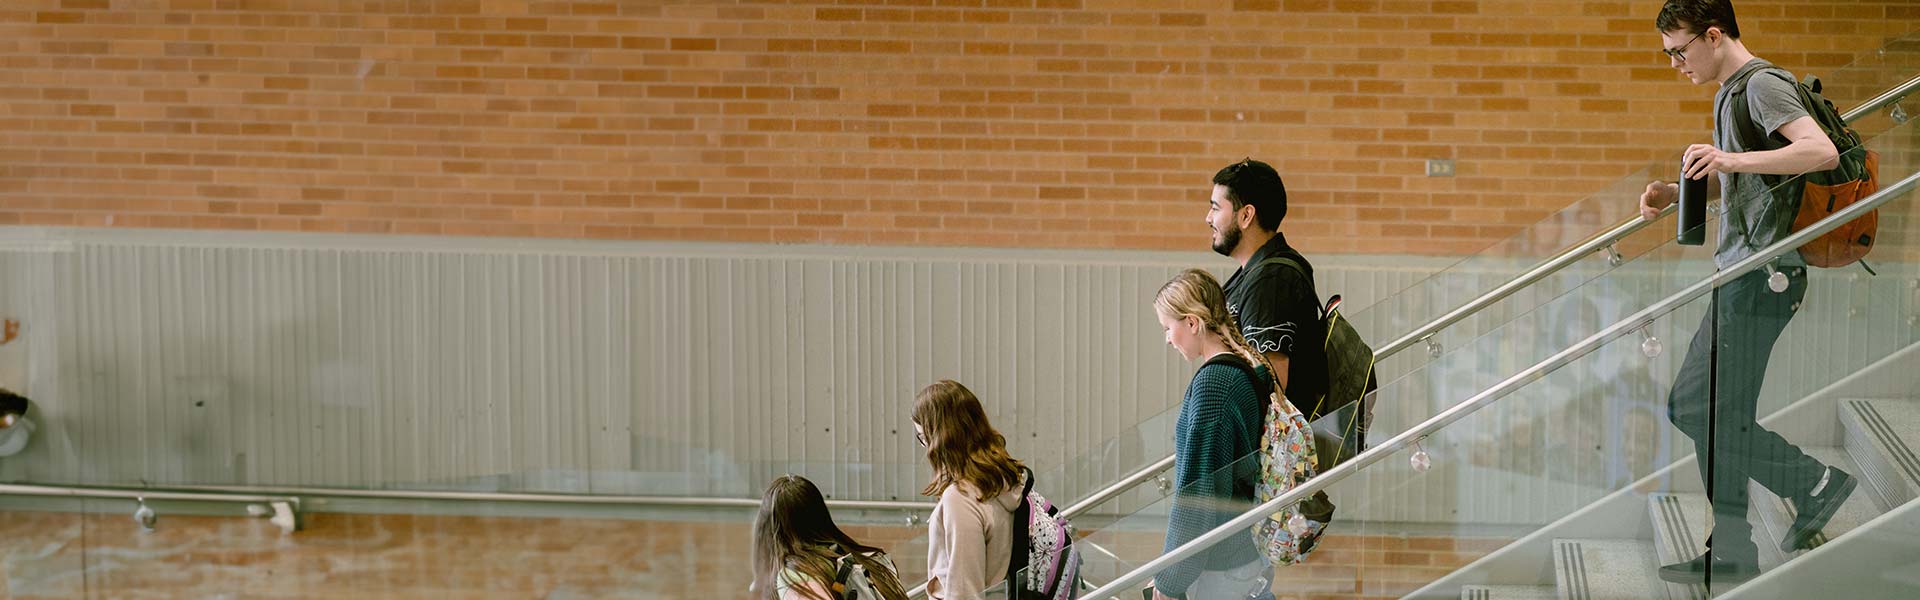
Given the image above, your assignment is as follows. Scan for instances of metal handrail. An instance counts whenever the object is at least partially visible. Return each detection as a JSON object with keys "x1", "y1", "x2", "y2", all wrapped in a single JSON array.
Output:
[
  {"x1": 0, "y1": 482, "x2": 932, "y2": 512},
  {"x1": 172, "y1": 483, "x2": 934, "y2": 511},
  {"x1": 1060, "y1": 454, "x2": 1177, "y2": 517},
  {"x1": 1081, "y1": 169, "x2": 1920, "y2": 600},
  {"x1": 0, "y1": 482, "x2": 297, "y2": 505},
  {"x1": 0, "y1": 482, "x2": 308, "y2": 534},
  {"x1": 1376, "y1": 73, "x2": 1920, "y2": 358},
  {"x1": 1372, "y1": 207, "x2": 1669, "y2": 359},
  {"x1": 1847, "y1": 74, "x2": 1920, "y2": 123}
]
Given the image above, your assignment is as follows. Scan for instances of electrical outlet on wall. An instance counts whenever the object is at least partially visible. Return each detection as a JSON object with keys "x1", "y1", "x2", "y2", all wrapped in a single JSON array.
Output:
[{"x1": 1426, "y1": 159, "x2": 1456, "y2": 177}]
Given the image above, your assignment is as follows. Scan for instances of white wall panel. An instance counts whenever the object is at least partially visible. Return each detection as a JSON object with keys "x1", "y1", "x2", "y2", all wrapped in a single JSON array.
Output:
[{"x1": 0, "y1": 227, "x2": 1912, "y2": 527}]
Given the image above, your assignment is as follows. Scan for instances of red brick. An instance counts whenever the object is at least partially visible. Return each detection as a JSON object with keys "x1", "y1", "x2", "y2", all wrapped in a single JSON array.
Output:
[{"x1": 0, "y1": 1, "x2": 1910, "y2": 255}]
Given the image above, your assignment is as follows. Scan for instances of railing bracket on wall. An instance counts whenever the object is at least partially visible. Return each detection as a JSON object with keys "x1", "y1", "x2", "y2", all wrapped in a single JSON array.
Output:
[
  {"x1": 248, "y1": 501, "x2": 301, "y2": 534},
  {"x1": 133, "y1": 497, "x2": 156, "y2": 532}
]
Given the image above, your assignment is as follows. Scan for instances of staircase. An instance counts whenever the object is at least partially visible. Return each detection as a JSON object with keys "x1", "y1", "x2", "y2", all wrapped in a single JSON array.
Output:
[{"x1": 1457, "y1": 397, "x2": 1920, "y2": 600}]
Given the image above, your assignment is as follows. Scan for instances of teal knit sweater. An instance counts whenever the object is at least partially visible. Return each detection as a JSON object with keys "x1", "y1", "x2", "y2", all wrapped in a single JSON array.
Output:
[{"x1": 1154, "y1": 359, "x2": 1267, "y2": 598}]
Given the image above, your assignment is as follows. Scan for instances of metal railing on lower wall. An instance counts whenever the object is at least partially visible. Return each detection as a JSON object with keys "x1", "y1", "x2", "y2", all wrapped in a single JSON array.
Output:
[
  {"x1": 0, "y1": 482, "x2": 306, "y2": 534},
  {"x1": 167, "y1": 483, "x2": 933, "y2": 511},
  {"x1": 1077, "y1": 169, "x2": 1920, "y2": 600},
  {"x1": 0, "y1": 481, "x2": 932, "y2": 516},
  {"x1": 0, "y1": 482, "x2": 296, "y2": 505}
]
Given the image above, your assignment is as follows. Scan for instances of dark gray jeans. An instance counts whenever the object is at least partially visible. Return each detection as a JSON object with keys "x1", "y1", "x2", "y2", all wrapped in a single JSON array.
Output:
[{"x1": 1666, "y1": 266, "x2": 1825, "y2": 559}]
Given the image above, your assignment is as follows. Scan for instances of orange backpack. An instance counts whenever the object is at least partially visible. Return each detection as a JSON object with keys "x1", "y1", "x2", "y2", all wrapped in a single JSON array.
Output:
[{"x1": 1732, "y1": 70, "x2": 1879, "y2": 268}]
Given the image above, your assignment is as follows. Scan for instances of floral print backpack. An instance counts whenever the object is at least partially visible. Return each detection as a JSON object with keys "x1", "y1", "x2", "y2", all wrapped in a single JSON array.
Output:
[{"x1": 1206, "y1": 354, "x2": 1323, "y2": 566}]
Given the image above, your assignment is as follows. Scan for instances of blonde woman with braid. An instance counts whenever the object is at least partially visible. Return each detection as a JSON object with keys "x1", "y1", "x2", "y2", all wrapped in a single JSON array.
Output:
[{"x1": 1147, "y1": 268, "x2": 1292, "y2": 600}]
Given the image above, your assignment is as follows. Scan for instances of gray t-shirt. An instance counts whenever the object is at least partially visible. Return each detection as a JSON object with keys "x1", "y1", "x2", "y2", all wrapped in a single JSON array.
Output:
[{"x1": 1712, "y1": 58, "x2": 1810, "y2": 270}]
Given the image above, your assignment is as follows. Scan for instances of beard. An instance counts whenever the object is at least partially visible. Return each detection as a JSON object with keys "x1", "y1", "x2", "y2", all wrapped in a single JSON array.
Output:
[{"x1": 1210, "y1": 220, "x2": 1242, "y2": 257}]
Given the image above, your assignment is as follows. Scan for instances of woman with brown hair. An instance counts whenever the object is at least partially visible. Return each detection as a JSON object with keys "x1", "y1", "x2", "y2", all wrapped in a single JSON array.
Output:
[
  {"x1": 751, "y1": 474, "x2": 908, "y2": 600},
  {"x1": 913, "y1": 380, "x2": 1026, "y2": 600}
]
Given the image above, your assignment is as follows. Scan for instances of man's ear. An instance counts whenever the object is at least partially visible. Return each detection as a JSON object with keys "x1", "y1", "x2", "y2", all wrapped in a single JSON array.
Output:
[{"x1": 1237, "y1": 203, "x2": 1258, "y2": 230}]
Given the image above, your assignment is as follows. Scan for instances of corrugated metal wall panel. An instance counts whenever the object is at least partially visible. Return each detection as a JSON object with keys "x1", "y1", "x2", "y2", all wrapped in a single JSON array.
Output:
[{"x1": 0, "y1": 228, "x2": 1912, "y2": 527}]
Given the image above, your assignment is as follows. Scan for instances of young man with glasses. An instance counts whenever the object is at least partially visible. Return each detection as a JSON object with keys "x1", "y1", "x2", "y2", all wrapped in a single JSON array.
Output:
[{"x1": 1635, "y1": 0, "x2": 1853, "y2": 586}]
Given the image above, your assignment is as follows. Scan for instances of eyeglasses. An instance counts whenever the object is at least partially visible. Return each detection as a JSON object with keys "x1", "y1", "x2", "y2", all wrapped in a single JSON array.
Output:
[
  {"x1": 1662, "y1": 32, "x2": 1705, "y2": 63},
  {"x1": 914, "y1": 429, "x2": 928, "y2": 448}
]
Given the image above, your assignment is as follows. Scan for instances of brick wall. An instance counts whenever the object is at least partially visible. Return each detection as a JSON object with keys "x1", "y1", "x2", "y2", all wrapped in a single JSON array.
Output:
[
  {"x1": 0, "y1": 508, "x2": 1508, "y2": 599},
  {"x1": 1, "y1": 1, "x2": 1917, "y2": 255}
]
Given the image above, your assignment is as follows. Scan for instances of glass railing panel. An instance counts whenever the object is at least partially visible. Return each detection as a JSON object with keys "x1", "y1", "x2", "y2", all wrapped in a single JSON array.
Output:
[
  {"x1": 937, "y1": 120, "x2": 1915, "y2": 571},
  {"x1": 1079, "y1": 113, "x2": 1920, "y2": 600},
  {"x1": 1041, "y1": 403, "x2": 1181, "y2": 517},
  {"x1": 1330, "y1": 299, "x2": 1715, "y2": 598},
  {"x1": 1356, "y1": 99, "x2": 1920, "y2": 508},
  {"x1": 1353, "y1": 39, "x2": 1920, "y2": 384},
  {"x1": 1053, "y1": 289, "x2": 1715, "y2": 599},
  {"x1": 1055, "y1": 450, "x2": 1271, "y2": 598}
]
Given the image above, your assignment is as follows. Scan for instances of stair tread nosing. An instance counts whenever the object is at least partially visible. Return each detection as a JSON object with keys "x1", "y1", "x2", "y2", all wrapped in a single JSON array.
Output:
[
  {"x1": 1750, "y1": 446, "x2": 1888, "y2": 554},
  {"x1": 1646, "y1": 494, "x2": 1714, "y2": 600},
  {"x1": 1551, "y1": 539, "x2": 1665, "y2": 600},
  {"x1": 1460, "y1": 584, "x2": 1557, "y2": 600},
  {"x1": 1840, "y1": 398, "x2": 1920, "y2": 508}
]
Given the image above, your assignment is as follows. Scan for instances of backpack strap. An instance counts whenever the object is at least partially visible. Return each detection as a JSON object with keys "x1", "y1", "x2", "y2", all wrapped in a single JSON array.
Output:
[
  {"x1": 829, "y1": 545, "x2": 857, "y2": 600},
  {"x1": 1202, "y1": 352, "x2": 1272, "y2": 401},
  {"x1": 1256, "y1": 255, "x2": 1329, "y2": 323},
  {"x1": 1726, "y1": 67, "x2": 1798, "y2": 152},
  {"x1": 1724, "y1": 66, "x2": 1809, "y2": 255},
  {"x1": 1254, "y1": 255, "x2": 1317, "y2": 298},
  {"x1": 1006, "y1": 466, "x2": 1035, "y2": 596}
]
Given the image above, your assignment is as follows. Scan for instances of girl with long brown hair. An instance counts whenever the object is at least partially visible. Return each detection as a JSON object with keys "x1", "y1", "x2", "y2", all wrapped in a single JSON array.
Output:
[
  {"x1": 912, "y1": 380, "x2": 1026, "y2": 600},
  {"x1": 751, "y1": 475, "x2": 908, "y2": 600}
]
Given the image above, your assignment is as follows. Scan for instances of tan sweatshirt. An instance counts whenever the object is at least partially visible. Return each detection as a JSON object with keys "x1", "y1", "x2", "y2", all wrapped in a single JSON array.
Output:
[{"x1": 925, "y1": 478, "x2": 1024, "y2": 600}]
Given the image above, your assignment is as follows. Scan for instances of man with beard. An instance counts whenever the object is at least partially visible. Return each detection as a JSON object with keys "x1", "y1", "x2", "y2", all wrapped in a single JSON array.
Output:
[{"x1": 1208, "y1": 158, "x2": 1339, "y2": 535}]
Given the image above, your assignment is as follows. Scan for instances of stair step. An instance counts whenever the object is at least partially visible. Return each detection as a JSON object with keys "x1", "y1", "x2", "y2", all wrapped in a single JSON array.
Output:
[
  {"x1": 1645, "y1": 494, "x2": 1712, "y2": 600},
  {"x1": 1839, "y1": 398, "x2": 1920, "y2": 508},
  {"x1": 1750, "y1": 446, "x2": 1889, "y2": 555},
  {"x1": 1461, "y1": 585, "x2": 1557, "y2": 600},
  {"x1": 1552, "y1": 539, "x2": 1665, "y2": 600}
]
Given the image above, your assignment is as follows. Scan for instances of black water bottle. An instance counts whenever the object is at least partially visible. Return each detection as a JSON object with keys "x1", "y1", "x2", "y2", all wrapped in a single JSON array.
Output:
[{"x1": 1677, "y1": 156, "x2": 1708, "y2": 246}]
